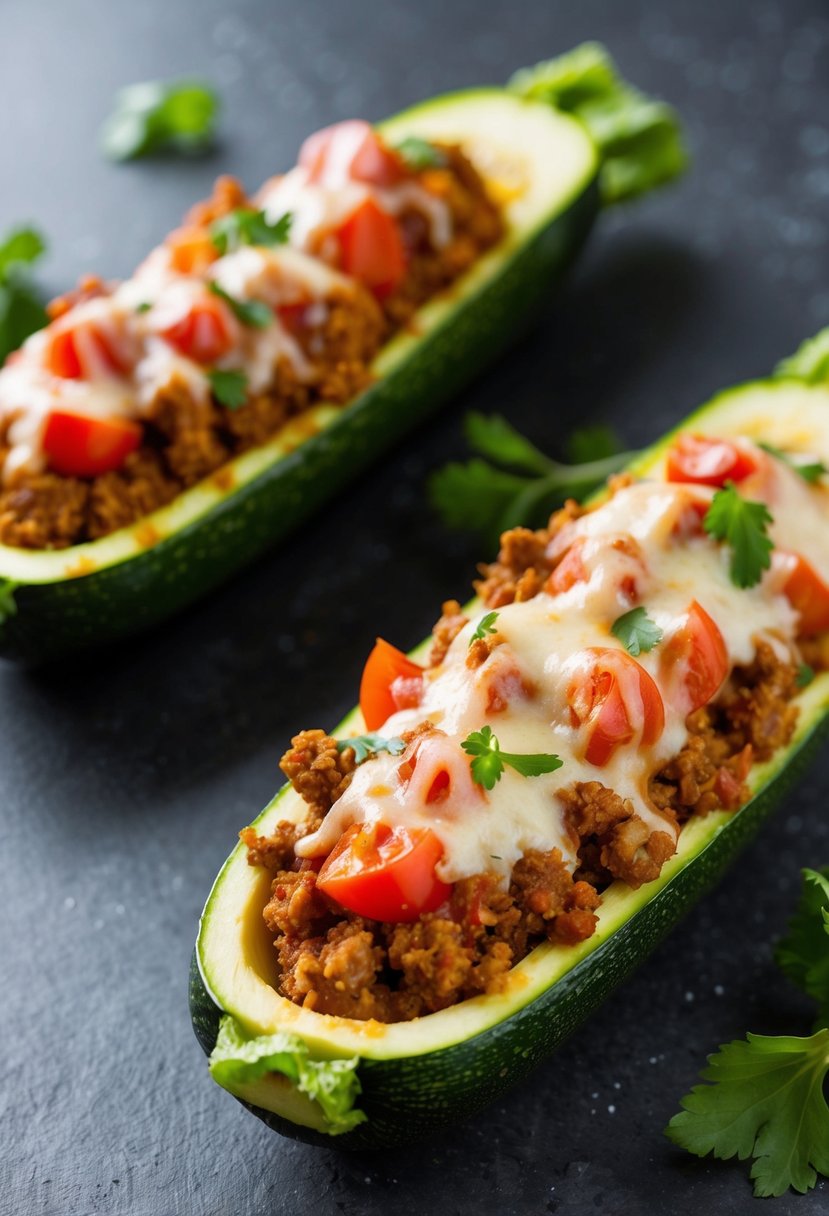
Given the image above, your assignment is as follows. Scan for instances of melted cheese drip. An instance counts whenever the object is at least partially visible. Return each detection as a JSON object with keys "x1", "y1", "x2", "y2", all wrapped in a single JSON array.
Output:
[{"x1": 296, "y1": 471, "x2": 807, "y2": 885}]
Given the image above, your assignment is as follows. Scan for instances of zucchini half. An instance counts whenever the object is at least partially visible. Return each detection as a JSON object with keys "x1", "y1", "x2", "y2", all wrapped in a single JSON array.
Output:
[
  {"x1": 191, "y1": 374, "x2": 829, "y2": 1148},
  {"x1": 0, "y1": 90, "x2": 601, "y2": 663}
]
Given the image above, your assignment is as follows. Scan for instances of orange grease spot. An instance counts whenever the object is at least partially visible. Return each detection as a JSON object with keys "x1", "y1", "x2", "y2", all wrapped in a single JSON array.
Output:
[
  {"x1": 64, "y1": 556, "x2": 96, "y2": 578},
  {"x1": 135, "y1": 523, "x2": 162, "y2": 549},
  {"x1": 212, "y1": 467, "x2": 235, "y2": 492}
]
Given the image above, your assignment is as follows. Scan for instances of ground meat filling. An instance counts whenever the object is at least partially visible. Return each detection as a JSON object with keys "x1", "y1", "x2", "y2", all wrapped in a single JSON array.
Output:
[{"x1": 0, "y1": 146, "x2": 503, "y2": 550}]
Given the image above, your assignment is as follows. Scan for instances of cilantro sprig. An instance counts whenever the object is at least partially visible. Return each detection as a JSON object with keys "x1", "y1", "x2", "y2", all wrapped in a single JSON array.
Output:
[
  {"x1": 610, "y1": 606, "x2": 662, "y2": 656},
  {"x1": 336, "y1": 733, "x2": 406, "y2": 765},
  {"x1": 101, "y1": 79, "x2": 218, "y2": 161},
  {"x1": 208, "y1": 281, "x2": 272, "y2": 329},
  {"x1": 429, "y1": 413, "x2": 635, "y2": 545},
  {"x1": 395, "y1": 136, "x2": 447, "y2": 170},
  {"x1": 703, "y1": 482, "x2": 774, "y2": 589},
  {"x1": 207, "y1": 368, "x2": 249, "y2": 410},
  {"x1": 469, "y1": 611, "x2": 499, "y2": 646},
  {"x1": 0, "y1": 227, "x2": 48, "y2": 364},
  {"x1": 667, "y1": 868, "x2": 829, "y2": 1196},
  {"x1": 210, "y1": 209, "x2": 292, "y2": 256},
  {"x1": 758, "y1": 441, "x2": 827, "y2": 485},
  {"x1": 461, "y1": 725, "x2": 563, "y2": 790}
]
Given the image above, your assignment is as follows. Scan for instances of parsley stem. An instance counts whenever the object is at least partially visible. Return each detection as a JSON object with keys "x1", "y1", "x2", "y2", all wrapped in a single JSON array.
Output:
[{"x1": 495, "y1": 450, "x2": 637, "y2": 534}]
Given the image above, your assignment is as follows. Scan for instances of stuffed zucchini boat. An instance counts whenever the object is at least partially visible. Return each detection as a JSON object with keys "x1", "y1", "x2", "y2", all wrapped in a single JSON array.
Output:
[
  {"x1": 0, "y1": 43, "x2": 684, "y2": 662},
  {"x1": 191, "y1": 338, "x2": 829, "y2": 1148}
]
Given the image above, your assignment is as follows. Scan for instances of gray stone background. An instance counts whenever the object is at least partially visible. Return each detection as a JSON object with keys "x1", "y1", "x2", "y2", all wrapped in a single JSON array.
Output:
[{"x1": 1, "y1": 1, "x2": 827, "y2": 1213}]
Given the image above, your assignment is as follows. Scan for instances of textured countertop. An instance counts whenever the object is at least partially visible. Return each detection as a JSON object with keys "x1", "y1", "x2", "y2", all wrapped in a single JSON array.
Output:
[{"x1": 2, "y1": 1, "x2": 828, "y2": 1213}]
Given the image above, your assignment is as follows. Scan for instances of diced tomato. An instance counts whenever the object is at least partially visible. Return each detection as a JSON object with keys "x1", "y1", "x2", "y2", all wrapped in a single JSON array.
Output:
[
  {"x1": 546, "y1": 534, "x2": 646, "y2": 604},
  {"x1": 45, "y1": 319, "x2": 132, "y2": 380},
  {"x1": 42, "y1": 411, "x2": 142, "y2": 478},
  {"x1": 166, "y1": 226, "x2": 219, "y2": 275},
  {"x1": 275, "y1": 302, "x2": 310, "y2": 336},
  {"x1": 159, "y1": 294, "x2": 236, "y2": 364},
  {"x1": 359, "y1": 638, "x2": 424, "y2": 730},
  {"x1": 425, "y1": 768, "x2": 450, "y2": 803},
  {"x1": 336, "y1": 197, "x2": 407, "y2": 298},
  {"x1": 316, "y1": 821, "x2": 451, "y2": 922},
  {"x1": 773, "y1": 551, "x2": 829, "y2": 637},
  {"x1": 666, "y1": 434, "x2": 758, "y2": 487},
  {"x1": 547, "y1": 540, "x2": 587, "y2": 594},
  {"x1": 660, "y1": 600, "x2": 729, "y2": 713},
  {"x1": 299, "y1": 120, "x2": 405, "y2": 189},
  {"x1": 566, "y1": 647, "x2": 665, "y2": 766}
]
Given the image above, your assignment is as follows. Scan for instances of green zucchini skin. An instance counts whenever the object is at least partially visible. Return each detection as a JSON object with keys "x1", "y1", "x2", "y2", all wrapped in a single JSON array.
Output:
[
  {"x1": 0, "y1": 179, "x2": 598, "y2": 665},
  {"x1": 189, "y1": 690, "x2": 829, "y2": 1150}
]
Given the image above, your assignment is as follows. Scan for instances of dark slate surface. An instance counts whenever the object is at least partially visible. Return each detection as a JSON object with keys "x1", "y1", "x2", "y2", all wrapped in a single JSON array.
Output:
[{"x1": 2, "y1": 0, "x2": 829, "y2": 1212}]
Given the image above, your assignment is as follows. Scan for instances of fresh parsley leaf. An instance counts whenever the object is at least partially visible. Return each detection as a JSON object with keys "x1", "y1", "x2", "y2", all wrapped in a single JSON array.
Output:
[
  {"x1": 775, "y1": 868, "x2": 829, "y2": 1027},
  {"x1": 210, "y1": 209, "x2": 292, "y2": 256},
  {"x1": 758, "y1": 441, "x2": 827, "y2": 484},
  {"x1": 0, "y1": 227, "x2": 48, "y2": 364},
  {"x1": 465, "y1": 412, "x2": 553, "y2": 475},
  {"x1": 0, "y1": 579, "x2": 18, "y2": 626},
  {"x1": 428, "y1": 458, "x2": 534, "y2": 540},
  {"x1": 703, "y1": 482, "x2": 774, "y2": 589},
  {"x1": 666, "y1": 1028, "x2": 829, "y2": 1197},
  {"x1": 469, "y1": 611, "x2": 499, "y2": 645},
  {"x1": 797, "y1": 663, "x2": 816, "y2": 689},
  {"x1": 207, "y1": 368, "x2": 249, "y2": 410},
  {"x1": 336, "y1": 733, "x2": 406, "y2": 765},
  {"x1": 135, "y1": 301, "x2": 152, "y2": 314},
  {"x1": 611, "y1": 606, "x2": 663, "y2": 656},
  {"x1": 566, "y1": 423, "x2": 620, "y2": 464},
  {"x1": 208, "y1": 281, "x2": 272, "y2": 329},
  {"x1": 395, "y1": 136, "x2": 447, "y2": 170},
  {"x1": 101, "y1": 79, "x2": 218, "y2": 161},
  {"x1": 461, "y1": 725, "x2": 562, "y2": 790}
]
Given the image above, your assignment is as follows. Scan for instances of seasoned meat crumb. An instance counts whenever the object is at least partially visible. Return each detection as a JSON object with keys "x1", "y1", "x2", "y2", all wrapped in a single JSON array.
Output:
[{"x1": 279, "y1": 729, "x2": 356, "y2": 815}]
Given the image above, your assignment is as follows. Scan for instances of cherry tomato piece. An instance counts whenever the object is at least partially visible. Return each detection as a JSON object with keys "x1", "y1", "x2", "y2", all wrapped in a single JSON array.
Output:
[
  {"x1": 160, "y1": 294, "x2": 236, "y2": 364},
  {"x1": 660, "y1": 600, "x2": 729, "y2": 713},
  {"x1": 316, "y1": 822, "x2": 451, "y2": 922},
  {"x1": 42, "y1": 411, "x2": 142, "y2": 478},
  {"x1": 773, "y1": 551, "x2": 829, "y2": 637},
  {"x1": 666, "y1": 434, "x2": 757, "y2": 487},
  {"x1": 359, "y1": 638, "x2": 424, "y2": 730},
  {"x1": 567, "y1": 647, "x2": 665, "y2": 766},
  {"x1": 336, "y1": 197, "x2": 406, "y2": 298}
]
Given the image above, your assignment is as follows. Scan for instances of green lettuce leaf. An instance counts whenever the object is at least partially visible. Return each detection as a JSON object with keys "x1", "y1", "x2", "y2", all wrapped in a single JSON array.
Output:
[
  {"x1": 208, "y1": 1015, "x2": 366, "y2": 1135},
  {"x1": 774, "y1": 328, "x2": 829, "y2": 385},
  {"x1": 509, "y1": 41, "x2": 687, "y2": 204}
]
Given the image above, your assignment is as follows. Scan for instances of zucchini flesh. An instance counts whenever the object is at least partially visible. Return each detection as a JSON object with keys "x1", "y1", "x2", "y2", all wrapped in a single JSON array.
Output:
[
  {"x1": 0, "y1": 90, "x2": 599, "y2": 663},
  {"x1": 191, "y1": 377, "x2": 829, "y2": 1148}
]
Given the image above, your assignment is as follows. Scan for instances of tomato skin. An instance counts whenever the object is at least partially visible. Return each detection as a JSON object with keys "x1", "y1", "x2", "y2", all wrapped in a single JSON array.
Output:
[
  {"x1": 166, "y1": 225, "x2": 218, "y2": 275},
  {"x1": 160, "y1": 294, "x2": 236, "y2": 364},
  {"x1": 45, "y1": 320, "x2": 132, "y2": 380},
  {"x1": 547, "y1": 541, "x2": 587, "y2": 594},
  {"x1": 547, "y1": 534, "x2": 646, "y2": 604},
  {"x1": 359, "y1": 638, "x2": 424, "y2": 730},
  {"x1": 660, "y1": 600, "x2": 729, "y2": 713},
  {"x1": 666, "y1": 434, "x2": 758, "y2": 487},
  {"x1": 773, "y1": 551, "x2": 829, "y2": 637},
  {"x1": 42, "y1": 411, "x2": 142, "y2": 478},
  {"x1": 566, "y1": 647, "x2": 665, "y2": 766},
  {"x1": 299, "y1": 120, "x2": 405, "y2": 188},
  {"x1": 316, "y1": 822, "x2": 451, "y2": 922},
  {"x1": 336, "y1": 197, "x2": 407, "y2": 298}
]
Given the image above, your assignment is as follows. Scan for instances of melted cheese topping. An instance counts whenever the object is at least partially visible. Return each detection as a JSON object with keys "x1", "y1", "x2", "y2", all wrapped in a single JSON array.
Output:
[{"x1": 296, "y1": 457, "x2": 818, "y2": 885}]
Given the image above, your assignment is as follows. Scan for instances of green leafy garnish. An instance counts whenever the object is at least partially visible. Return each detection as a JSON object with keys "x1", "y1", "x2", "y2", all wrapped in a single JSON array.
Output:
[
  {"x1": 611, "y1": 606, "x2": 663, "y2": 656},
  {"x1": 208, "y1": 1015, "x2": 366, "y2": 1135},
  {"x1": 395, "y1": 136, "x2": 447, "y2": 170},
  {"x1": 796, "y1": 663, "x2": 816, "y2": 689},
  {"x1": 135, "y1": 301, "x2": 152, "y2": 314},
  {"x1": 208, "y1": 281, "x2": 272, "y2": 329},
  {"x1": 429, "y1": 412, "x2": 635, "y2": 545},
  {"x1": 666, "y1": 1029, "x2": 829, "y2": 1197},
  {"x1": 774, "y1": 327, "x2": 829, "y2": 386},
  {"x1": 703, "y1": 482, "x2": 774, "y2": 589},
  {"x1": 758, "y1": 441, "x2": 827, "y2": 484},
  {"x1": 0, "y1": 227, "x2": 48, "y2": 364},
  {"x1": 775, "y1": 868, "x2": 829, "y2": 1028},
  {"x1": 210, "y1": 209, "x2": 292, "y2": 256},
  {"x1": 207, "y1": 368, "x2": 249, "y2": 410},
  {"x1": 0, "y1": 579, "x2": 19, "y2": 627},
  {"x1": 461, "y1": 725, "x2": 563, "y2": 790},
  {"x1": 101, "y1": 79, "x2": 218, "y2": 161},
  {"x1": 509, "y1": 42, "x2": 687, "y2": 204},
  {"x1": 469, "y1": 611, "x2": 499, "y2": 645},
  {"x1": 336, "y1": 733, "x2": 406, "y2": 765}
]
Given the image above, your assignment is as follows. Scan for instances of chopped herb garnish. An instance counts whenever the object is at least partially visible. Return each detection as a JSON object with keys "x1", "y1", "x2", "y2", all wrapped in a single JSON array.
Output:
[
  {"x1": 395, "y1": 136, "x2": 447, "y2": 170},
  {"x1": 0, "y1": 227, "x2": 48, "y2": 364},
  {"x1": 336, "y1": 733, "x2": 406, "y2": 765},
  {"x1": 797, "y1": 663, "x2": 816, "y2": 689},
  {"x1": 758, "y1": 441, "x2": 827, "y2": 484},
  {"x1": 101, "y1": 79, "x2": 218, "y2": 161},
  {"x1": 208, "y1": 281, "x2": 272, "y2": 329},
  {"x1": 461, "y1": 725, "x2": 563, "y2": 790},
  {"x1": 703, "y1": 482, "x2": 774, "y2": 589},
  {"x1": 469, "y1": 611, "x2": 499, "y2": 646},
  {"x1": 135, "y1": 301, "x2": 152, "y2": 314},
  {"x1": 207, "y1": 368, "x2": 249, "y2": 410},
  {"x1": 611, "y1": 606, "x2": 663, "y2": 656},
  {"x1": 210, "y1": 209, "x2": 292, "y2": 256}
]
